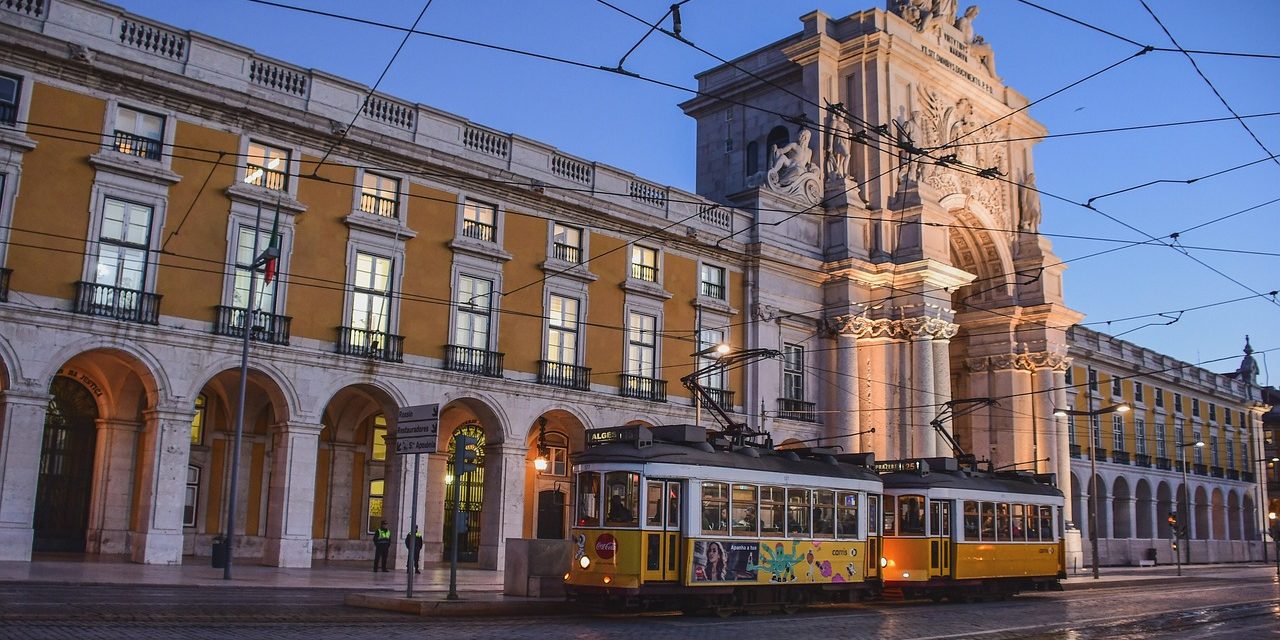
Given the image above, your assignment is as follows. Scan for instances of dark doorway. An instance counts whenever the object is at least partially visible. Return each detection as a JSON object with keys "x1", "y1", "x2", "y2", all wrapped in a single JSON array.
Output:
[
  {"x1": 443, "y1": 423, "x2": 484, "y2": 563},
  {"x1": 536, "y1": 489, "x2": 565, "y2": 539},
  {"x1": 34, "y1": 376, "x2": 99, "y2": 552}
]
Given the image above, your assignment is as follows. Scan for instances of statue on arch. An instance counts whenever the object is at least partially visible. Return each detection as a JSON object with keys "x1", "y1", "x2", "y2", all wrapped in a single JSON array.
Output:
[{"x1": 765, "y1": 127, "x2": 822, "y2": 203}]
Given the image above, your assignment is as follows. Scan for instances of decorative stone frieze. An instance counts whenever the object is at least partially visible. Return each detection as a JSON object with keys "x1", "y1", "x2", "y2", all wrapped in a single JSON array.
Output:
[
  {"x1": 965, "y1": 351, "x2": 1070, "y2": 372},
  {"x1": 830, "y1": 314, "x2": 958, "y2": 340}
]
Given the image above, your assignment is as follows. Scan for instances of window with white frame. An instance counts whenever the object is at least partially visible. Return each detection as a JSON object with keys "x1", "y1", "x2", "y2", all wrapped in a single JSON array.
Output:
[
  {"x1": 1112, "y1": 414, "x2": 1124, "y2": 452},
  {"x1": 626, "y1": 311, "x2": 657, "y2": 379},
  {"x1": 630, "y1": 245, "x2": 658, "y2": 282},
  {"x1": 245, "y1": 141, "x2": 289, "y2": 191},
  {"x1": 1208, "y1": 403, "x2": 1216, "y2": 422},
  {"x1": 1226, "y1": 439, "x2": 1235, "y2": 469},
  {"x1": 1091, "y1": 414, "x2": 1102, "y2": 450},
  {"x1": 698, "y1": 326, "x2": 726, "y2": 390},
  {"x1": 552, "y1": 223, "x2": 582, "y2": 263},
  {"x1": 545, "y1": 432, "x2": 569, "y2": 477},
  {"x1": 232, "y1": 225, "x2": 277, "y2": 312},
  {"x1": 0, "y1": 73, "x2": 19, "y2": 126},
  {"x1": 546, "y1": 294, "x2": 580, "y2": 365},
  {"x1": 1111, "y1": 375, "x2": 1121, "y2": 396},
  {"x1": 350, "y1": 252, "x2": 393, "y2": 336},
  {"x1": 454, "y1": 275, "x2": 493, "y2": 350},
  {"x1": 95, "y1": 197, "x2": 153, "y2": 296},
  {"x1": 1134, "y1": 381, "x2": 1144, "y2": 404},
  {"x1": 1210, "y1": 433, "x2": 1219, "y2": 466},
  {"x1": 1135, "y1": 418, "x2": 1147, "y2": 455},
  {"x1": 700, "y1": 264, "x2": 726, "y2": 300},
  {"x1": 783, "y1": 343, "x2": 805, "y2": 401},
  {"x1": 1066, "y1": 406, "x2": 1076, "y2": 446},
  {"x1": 1155, "y1": 421, "x2": 1167, "y2": 458},
  {"x1": 1193, "y1": 427, "x2": 1203, "y2": 464},
  {"x1": 1174, "y1": 419, "x2": 1185, "y2": 460},
  {"x1": 359, "y1": 173, "x2": 399, "y2": 218},
  {"x1": 1087, "y1": 367, "x2": 1097, "y2": 391},
  {"x1": 183, "y1": 465, "x2": 199, "y2": 527},
  {"x1": 1191, "y1": 398, "x2": 1200, "y2": 418},
  {"x1": 113, "y1": 106, "x2": 164, "y2": 161},
  {"x1": 1154, "y1": 387, "x2": 1164, "y2": 408},
  {"x1": 462, "y1": 199, "x2": 497, "y2": 242}
]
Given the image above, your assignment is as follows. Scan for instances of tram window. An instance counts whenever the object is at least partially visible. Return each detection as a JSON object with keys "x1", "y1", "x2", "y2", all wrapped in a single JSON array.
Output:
[
  {"x1": 963, "y1": 501, "x2": 979, "y2": 539},
  {"x1": 813, "y1": 490, "x2": 835, "y2": 538},
  {"x1": 731, "y1": 484, "x2": 758, "y2": 536},
  {"x1": 867, "y1": 495, "x2": 881, "y2": 535},
  {"x1": 604, "y1": 471, "x2": 639, "y2": 527},
  {"x1": 667, "y1": 483, "x2": 681, "y2": 529},
  {"x1": 759, "y1": 486, "x2": 785, "y2": 536},
  {"x1": 882, "y1": 496, "x2": 896, "y2": 536},
  {"x1": 787, "y1": 488, "x2": 811, "y2": 537},
  {"x1": 836, "y1": 492, "x2": 859, "y2": 538},
  {"x1": 702, "y1": 482, "x2": 728, "y2": 534},
  {"x1": 1042, "y1": 505, "x2": 1056, "y2": 541},
  {"x1": 576, "y1": 472, "x2": 600, "y2": 527},
  {"x1": 1026, "y1": 504, "x2": 1041, "y2": 540},
  {"x1": 646, "y1": 480, "x2": 663, "y2": 527},
  {"x1": 940, "y1": 501, "x2": 951, "y2": 536},
  {"x1": 1012, "y1": 504, "x2": 1026, "y2": 541},
  {"x1": 996, "y1": 503, "x2": 1011, "y2": 541},
  {"x1": 980, "y1": 502, "x2": 996, "y2": 541},
  {"x1": 898, "y1": 495, "x2": 926, "y2": 536}
]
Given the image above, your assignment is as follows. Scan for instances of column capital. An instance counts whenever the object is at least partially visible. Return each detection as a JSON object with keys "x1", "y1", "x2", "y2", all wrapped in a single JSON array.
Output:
[
  {"x1": 276, "y1": 421, "x2": 324, "y2": 436},
  {"x1": 828, "y1": 314, "x2": 957, "y2": 340},
  {"x1": 142, "y1": 406, "x2": 195, "y2": 424},
  {"x1": 965, "y1": 351, "x2": 1068, "y2": 372},
  {"x1": 0, "y1": 388, "x2": 51, "y2": 407}
]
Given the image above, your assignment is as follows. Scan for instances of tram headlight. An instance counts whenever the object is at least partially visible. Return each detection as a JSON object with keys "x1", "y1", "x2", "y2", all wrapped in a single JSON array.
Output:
[
  {"x1": 880, "y1": 557, "x2": 888, "y2": 568},
  {"x1": 602, "y1": 575, "x2": 612, "y2": 585},
  {"x1": 579, "y1": 555, "x2": 591, "y2": 569},
  {"x1": 902, "y1": 572, "x2": 910, "y2": 579},
  {"x1": 563, "y1": 572, "x2": 570, "y2": 581}
]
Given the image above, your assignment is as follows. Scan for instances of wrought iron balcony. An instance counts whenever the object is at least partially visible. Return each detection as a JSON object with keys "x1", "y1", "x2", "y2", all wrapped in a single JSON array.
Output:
[
  {"x1": 1069, "y1": 444, "x2": 1082, "y2": 458},
  {"x1": 1156, "y1": 456, "x2": 1172, "y2": 470},
  {"x1": 213, "y1": 306, "x2": 291, "y2": 345},
  {"x1": 1091, "y1": 448, "x2": 1107, "y2": 462},
  {"x1": 461, "y1": 218, "x2": 495, "y2": 242},
  {"x1": 245, "y1": 162, "x2": 288, "y2": 191},
  {"x1": 1241, "y1": 471, "x2": 1255, "y2": 483},
  {"x1": 629, "y1": 263, "x2": 658, "y2": 282},
  {"x1": 444, "y1": 344, "x2": 504, "y2": 378},
  {"x1": 73, "y1": 281, "x2": 161, "y2": 324},
  {"x1": 337, "y1": 326, "x2": 403, "y2": 362},
  {"x1": 1135, "y1": 453, "x2": 1152, "y2": 468},
  {"x1": 700, "y1": 280, "x2": 725, "y2": 300},
  {"x1": 112, "y1": 130, "x2": 162, "y2": 160},
  {"x1": 703, "y1": 388, "x2": 735, "y2": 410},
  {"x1": 538, "y1": 360, "x2": 590, "y2": 391},
  {"x1": 358, "y1": 192, "x2": 398, "y2": 218},
  {"x1": 1111, "y1": 450, "x2": 1130, "y2": 465},
  {"x1": 553, "y1": 242, "x2": 582, "y2": 263},
  {"x1": 777, "y1": 398, "x2": 819, "y2": 422},
  {"x1": 1193, "y1": 463, "x2": 1208, "y2": 476},
  {"x1": 1226, "y1": 469, "x2": 1240, "y2": 481},
  {"x1": 619, "y1": 374, "x2": 666, "y2": 402},
  {"x1": 1210, "y1": 466, "x2": 1224, "y2": 478},
  {"x1": 0, "y1": 267, "x2": 10, "y2": 302}
]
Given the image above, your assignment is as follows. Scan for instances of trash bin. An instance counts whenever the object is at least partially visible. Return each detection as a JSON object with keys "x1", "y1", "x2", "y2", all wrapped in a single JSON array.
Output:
[
  {"x1": 1144, "y1": 547, "x2": 1157, "y2": 564},
  {"x1": 211, "y1": 536, "x2": 228, "y2": 569}
]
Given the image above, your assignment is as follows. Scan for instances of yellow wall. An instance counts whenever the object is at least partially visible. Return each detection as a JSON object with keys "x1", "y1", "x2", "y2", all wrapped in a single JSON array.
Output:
[
  {"x1": 288, "y1": 157, "x2": 352, "y2": 342},
  {"x1": 399, "y1": 183, "x2": 455, "y2": 360}
]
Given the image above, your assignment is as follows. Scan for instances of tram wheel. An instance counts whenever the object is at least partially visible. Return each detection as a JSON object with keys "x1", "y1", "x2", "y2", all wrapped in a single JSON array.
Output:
[{"x1": 713, "y1": 606, "x2": 735, "y2": 618}]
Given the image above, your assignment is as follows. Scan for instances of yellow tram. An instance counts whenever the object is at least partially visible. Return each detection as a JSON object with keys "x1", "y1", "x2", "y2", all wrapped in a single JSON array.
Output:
[
  {"x1": 878, "y1": 457, "x2": 1066, "y2": 601},
  {"x1": 564, "y1": 424, "x2": 884, "y2": 614}
]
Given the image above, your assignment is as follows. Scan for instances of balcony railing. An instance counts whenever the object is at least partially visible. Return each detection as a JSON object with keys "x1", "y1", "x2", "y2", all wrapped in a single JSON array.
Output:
[
  {"x1": 1156, "y1": 456, "x2": 1172, "y2": 471},
  {"x1": 1241, "y1": 471, "x2": 1254, "y2": 483},
  {"x1": 630, "y1": 263, "x2": 658, "y2": 282},
  {"x1": 1111, "y1": 450, "x2": 1130, "y2": 465},
  {"x1": 538, "y1": 360, "x2": 590, "y2": 391},
  {"x1": 1210, "y1": 466, "x2": 1224, "y2": 478},
  {"x1": 703, "y1": 388, "x2": 735, "y2": 411},
  {"x1": 358, "y1": 192, "x2": 398, "y2": 218},
  {"x1": 1193, "y1": 464, "x2": 1208, "y2": 476},
  {"x1": 113, "y1": 130, "x2": 162, "y2": 160},
  {"x1": 73, "y1": 281, "x2": 161, "y2": 324},
  {"x1": 1134, "y1": 453, "x2": 1152, "y2": 468},
  {"x1": 0, "y1": 267, "x2": 10, "y2": 302},
  {"x1": 213, "y1": 306, "x2": 291, "y2": 345},
  {"x1": 1069, "y1": 444, "x2": 1082, "y2": 458},
  {"x1": 1226, "y1": 469, "x2": 1240, "y2": 481},
  {"x1": 619, "y1": 374, "x2": 666, "y2": 402},
  {"x1": 444, "y1": 344, "x2": 504, "y2": 378},
  {"x1": 461, "y1": 218, "x2": 495, "y2": 242},
  {"x1": 1091, "y1": 448, "x2": 1107, "y2": 462},
  {"x1": 777, "y1": 398, "x2": 818, "y2": 422},
  {"x1": 245, "y1": 162, "x2": 288, "y2": 191},
  {"x1": 700, "y1": 280, "x2": 725, "y2": 300},
  {"x1": 553, "y1": 242, "x2": 582, "y2": 263},
  {"x1": 336, "y1": 326, "x2": 403, "y2": 362}
]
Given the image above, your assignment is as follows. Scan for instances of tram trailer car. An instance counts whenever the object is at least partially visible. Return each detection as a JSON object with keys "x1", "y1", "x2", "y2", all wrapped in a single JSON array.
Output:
[
  {"x1": 565, "y1": 424, "x2": 885, "y2": 615},
  {"x1": 879, "y1": 457, "x2": 1066, "y2": 602}
]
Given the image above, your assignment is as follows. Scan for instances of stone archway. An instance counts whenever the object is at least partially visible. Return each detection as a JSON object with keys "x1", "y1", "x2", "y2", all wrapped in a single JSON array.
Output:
[
  {"x1": 1135, "y1": 479, "x2": 1154, "y2": 539},
  {"x1": 522, "y1": 410, "x2": 587, "y2": 541},
  {"x1": 1194, "y1": 486, "x2": 1210, "y2": 541},
  {"x1": 1112, "y1": 476, "x2": 1132, "y2": 539},
  {"x1": 428, "y1": 396, "x2": 508, "y2": 570},
  {"x1": 34, "y1": 376, "x2": 99, "y2": 552},
  {"x1": 1089, "y1": 474, "x2": 1109, "y2": 540},
  {"x1": 1156, "y1": 481, "x2": 1173, "y2": 539},
  {"x1": 1210, "y1": 488, "x2": 1226, "y2": 540},
  {"x1": 1227, "y1": 491, "x2": 1241, "y2": 541}
]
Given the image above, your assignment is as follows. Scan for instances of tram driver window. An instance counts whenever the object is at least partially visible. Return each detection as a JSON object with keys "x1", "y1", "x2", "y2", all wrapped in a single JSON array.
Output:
[
  {"x1": 604, "y1": 471, "x2": 639, "y2": 527},
  {"x1": 576, "y1": 472, "x2": 600, "y2": 527},
  {"x1": 702, "y1": 482, "x2": 728, "y2": 534},
  {"x1": 836, "y1": 492, "x2": 858, "y2": 538},
  {"x1": 882, "y1": 497, "x2": 896, "y2": 536},
  {"x1": 898, "y1": 495, "x2": 926, "y2": 536},
  {"x1": 963, "y1": 501, "x2": 979, "y2": 539}
]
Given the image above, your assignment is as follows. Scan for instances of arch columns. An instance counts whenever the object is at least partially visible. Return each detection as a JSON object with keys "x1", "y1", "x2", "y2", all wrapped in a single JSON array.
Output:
[
  {"x1": 263, "y1": 421, "x2": 323, "y2": 568},
  {"x1": 932, "y1": 337, "x2": 954, "y2": 455},
  {"x1": 131, "y1": 406, "x2": 196, "y2": 565},
  {"x1": 86, "y1": 418, "x2": 142, "y2": 555},
  {"x1": 0, "y1": 388, "x2": 51, "y2": 561},
  {"x1": 480, "y1": 444, "x2": 528, "y2": 571},
  {"x1": 827, "y1": 331, "x2": 860, "y2": 453}
]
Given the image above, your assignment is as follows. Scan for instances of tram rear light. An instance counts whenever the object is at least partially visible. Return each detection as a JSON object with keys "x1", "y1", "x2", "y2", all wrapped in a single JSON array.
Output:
[
  {"x1": 563, "y1": 572, "x2": 570, "y2": 581},
  {"x1": 602, "y1": 575, "x2": 612, "y2": 585},
  {"x1": 579, "y1": 555, "x2": 591, "y2": 569},
  {"x1": 879, "y1": 557, "x2": 888, "y2": 568}
]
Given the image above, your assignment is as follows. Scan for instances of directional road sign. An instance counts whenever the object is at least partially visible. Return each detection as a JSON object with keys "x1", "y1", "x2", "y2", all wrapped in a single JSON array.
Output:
[{"x1": 395, "y1": 403, "x2": 440, "y2": 455}]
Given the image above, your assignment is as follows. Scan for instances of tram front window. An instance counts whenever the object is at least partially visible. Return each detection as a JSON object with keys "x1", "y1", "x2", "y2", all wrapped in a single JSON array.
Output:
[
  {"x1": 898, "y1": 495, "x2": 925, "y2": 536},
  {"x1": 604, "y1": 471, "x2": 639, "y2": 527},
  {"x1": 576, "y1": 472, "x2": 600, "y2": 527}
]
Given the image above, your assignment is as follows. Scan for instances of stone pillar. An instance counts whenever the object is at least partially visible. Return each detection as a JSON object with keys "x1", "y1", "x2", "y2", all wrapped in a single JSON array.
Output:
[
  {"x1": 911, "y1": 333, "x2": 936, "y2": 458},
  {"x1": 1030, "y1": 366, "x2": 1058, "y2": 474},
  {"x1": 1125, "y1": 493, "x2": 1137, "y2": 539},
  {"x1": 1103, "y1": 496, "x2": 1115, "y2": 540},
  {"x1": 1051, "y1": 368, "x2": 1072, "y2": 523},
  {"x1": 963, "y1": 358, "x2": 992, "y2": 463},
  {"x1": 263, "y1": 421, "x2": 323, "y2": 568},
  {"x1": 479, "y1": 444, "x2": 528, "y2": 571},
  {"x1": 387, "y1": 445, "x2": 431, "y2": 569},
  {"x1": 86, "y1": 418, "x2": 141, "y2": 555},
  {"x1": 131, "y1": 406, "x2": 195, "y2": 565},
  {"x1": 0, "y1": 389, "x2": 50, "y2": 561},
  {"x1": 932, "y1": 338, "x2": 953, "y2": 456},
  {"x1": 829, "y1": 332, "x2": 860, "y2": 453}
]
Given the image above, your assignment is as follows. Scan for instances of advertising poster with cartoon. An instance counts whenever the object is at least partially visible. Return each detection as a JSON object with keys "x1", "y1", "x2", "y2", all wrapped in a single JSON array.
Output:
[{"x1": 690, "y1": 539, "x2": 863, "y2": 585}]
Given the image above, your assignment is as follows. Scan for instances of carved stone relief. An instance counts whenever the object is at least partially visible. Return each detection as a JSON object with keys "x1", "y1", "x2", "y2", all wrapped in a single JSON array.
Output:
[
  {"x1": 964, "y1": 351, "x2": 1070, "y2": 372},
  {"x1": 831, "y1": 314, "x2": 959, "y2": 340}
]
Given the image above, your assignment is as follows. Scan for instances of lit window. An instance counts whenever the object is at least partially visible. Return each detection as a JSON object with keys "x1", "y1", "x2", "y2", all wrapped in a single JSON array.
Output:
[
  {"x1": 1112, "y1": 414, "x2": 1124, "y2": 452},
  {"x1": 783, "y1": 343, "x2": 804, "y2": 401},
  {"x1": 232, "y1": 225, "x2": 278, "y2": 312},
  {"x1": 626, "y1": 312, "x2": 656, "y2": 379},
  {"x1": 351, "y1": 252, "x2": 393, "y2": 335},
  {"x1": 372, "y1": 416, "x2": 387, "y2": 462},
  {"x1": 113, "y1": 106, "x2": 164, "y2": 160},
  {"x1": 184, "y1": 465, "x2": 200, "y2": 527},
  {"x1": 462, "y1": 199, "x2": 497, "y2": 241},
  {"x1": 245, "y1": 142, "x2": 289, "y2": 191},
  {"x1": 367, "y1": 479, "x2": 384, "y2": 534},
  {"x1": 630, "y1": 245, "x2": 658, "y2": 282},
  {"x1": 454, "y1": 275, "x2": 493, "y2": 350},
  {"x1": 190, "y1": 394, "x2": 206, "y2": 445},
  {"x1": 94, "y1": 197, "x2": 152, "y2": 309},
  {"x1": 1135, "y1": 418, "x2": 1146, "y2": 455},
  {"x1": 546, "y1": 294, "x2": 580, "y2": 365},
  {"x1": 552, "y1": 223, "x2": 582, "y2": 263},
  {"x1": 360, "y1": 173, "x2": 399, "y2": 218},
  {"x1": 700, "y1": 264, "x2": 726, "y2": 300}
]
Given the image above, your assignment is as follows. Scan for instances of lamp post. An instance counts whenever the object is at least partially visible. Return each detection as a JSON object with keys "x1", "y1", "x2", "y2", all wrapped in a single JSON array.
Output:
[
  {"x1": 1053, "y1": 401, "x2": 1129, "y2": 580},
  {"x1": 1175, "y1": 440, "x2": 1205, "y2": 570},
  {"x1": 1269, "y1": 512, "x2": 1279, "y2": 577},
  {"x1": 1253, "y1": 457, "x2": 1278, "y2": 564}
]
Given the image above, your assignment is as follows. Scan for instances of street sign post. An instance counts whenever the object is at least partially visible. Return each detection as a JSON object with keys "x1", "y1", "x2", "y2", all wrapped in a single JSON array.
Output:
[{"x1": 395, "y1": 403, "x2": 439, "y2": 599}]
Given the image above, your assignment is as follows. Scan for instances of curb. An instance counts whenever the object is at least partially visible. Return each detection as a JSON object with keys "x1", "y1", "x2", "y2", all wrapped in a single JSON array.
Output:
[
  {"x1": 1061, "y1": 575, "x2": 1217, "y2": 591},
  {"x1": 343, "y1": 592, "x2": 573, "y2": 617}
]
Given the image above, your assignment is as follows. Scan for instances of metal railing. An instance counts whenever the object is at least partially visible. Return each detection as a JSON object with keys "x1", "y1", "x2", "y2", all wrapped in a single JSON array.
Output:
[
  {"x1": 73, "y1": 281, "x2": 161, "y2": 324},
  {"x1": 700, "y1": 280, "x2": 725, "y2": 299},
  {"x1": 1111, "y1": 450, "x2": 1130, "y2": 465},
  {"x1": 113, "y1": 130, "x2": 162, "y2": 160},
  {"x1": 1091, "y1": 448, "x2": 1108, "y2": 462},
  {"x1": 1069, "y1": 444, "x2": 1082, "y2": 458},
  {"x1": 553, "y1": 242, "x2": 581, "y2": 263},
  {"x1": 244, "y1": 162, "x2": 288, "y2": 191},
  {"x1": 1226, "y1": 469, "x2": 1240, "y2": 481},
  {"x1": 619, "y1": 374, "x2": 666, "y2": 402},
  {"x1": 1241, "y1": 471, "x2": 1254, "y2": 483},
  {"x1": 537, "y1": 360, "x2": 590, "y2": 391},
  {"x1": 336, "y1": 326, "x2": 403, "y2": 362},
  {"x1": 213, "y1": 306, "x2": 291, "y2": 345},
  {"x1": 444, "y1": 344, "x2": 504, "y2": 378},
  {"x1": 630, "y1": 263, "x2": 657, "y2": 282},
  {"x1": 1193, "y1": 464, "x2": 1208, "y2": 476},
  {"x1": 461, "y1": 218, "x2": 495, "y2": 242},
  {"x1": 1135, "y1": 453, "x2": 1152, "y2": 468},
  {"x1": 1210, "y1": 466, "x2": 1224, "y2": 478},
  {"x1": 703, "y1": 387, "x2": 734, "y2": 410},
  {"x1": 0, "y1": 267, "x2": 9, "y2": 302},
  {"x1": 1156, "y1": 456, "x2": 1172, "y2": 470},
  {"x1": 358, "y1": 192, "x2": 398, "y2": 218},
  {"x1": 777, "y1": 398, "x2": 818, "y2": 422}
]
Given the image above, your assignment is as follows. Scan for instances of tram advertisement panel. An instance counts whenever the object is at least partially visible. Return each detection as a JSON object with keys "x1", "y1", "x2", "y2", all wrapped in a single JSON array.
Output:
[{"x1": 689, "y1": 539, "x2": 864, "y2": 585}]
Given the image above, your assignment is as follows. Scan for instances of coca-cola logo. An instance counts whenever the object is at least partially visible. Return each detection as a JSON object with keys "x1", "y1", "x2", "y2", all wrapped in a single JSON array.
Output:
[{"x1": 595, "y1": 533, "x2": 617, "y2": 559}]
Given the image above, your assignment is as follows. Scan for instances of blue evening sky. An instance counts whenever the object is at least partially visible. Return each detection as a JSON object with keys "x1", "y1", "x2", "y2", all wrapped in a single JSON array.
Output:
[{"x1": 108, "y1": 0, "x2": 1280, "y2": 385}]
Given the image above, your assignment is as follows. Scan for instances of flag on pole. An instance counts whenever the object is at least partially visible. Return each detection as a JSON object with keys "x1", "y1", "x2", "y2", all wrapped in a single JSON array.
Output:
[{"x1": 260, "y1": 200, "x2": 282, "y2": 284}]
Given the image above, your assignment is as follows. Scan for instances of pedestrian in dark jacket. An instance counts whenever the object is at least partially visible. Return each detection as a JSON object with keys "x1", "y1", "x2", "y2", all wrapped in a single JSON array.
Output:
[{"x1": 405, "y1": 525, "x2": 424, "y2": 574}]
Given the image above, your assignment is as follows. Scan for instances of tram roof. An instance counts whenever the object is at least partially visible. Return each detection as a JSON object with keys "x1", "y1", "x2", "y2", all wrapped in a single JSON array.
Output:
[
  {"x1": 881, "y1": 468, "x2": 1063, "y2": 499},
  {"x1": 574, "y1": 441, "x2": 882, "y2": 483}
]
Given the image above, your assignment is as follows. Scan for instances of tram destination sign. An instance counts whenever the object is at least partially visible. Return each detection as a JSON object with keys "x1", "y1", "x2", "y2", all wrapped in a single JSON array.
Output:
[
  {"x1": 395, "y1": 403, "x2": 440, "y2": 455},
  {"x1": 585, "y1": 425, "x2": 653, "y2": 448},
  {"x1": 873, "y1": 459, "x2": 927, "y2": 474}
]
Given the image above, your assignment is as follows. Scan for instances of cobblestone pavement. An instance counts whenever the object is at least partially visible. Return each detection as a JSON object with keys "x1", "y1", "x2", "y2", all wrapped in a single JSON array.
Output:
[{"x1": 3, "y1": 570, "x2": 1277, "y2": 639}]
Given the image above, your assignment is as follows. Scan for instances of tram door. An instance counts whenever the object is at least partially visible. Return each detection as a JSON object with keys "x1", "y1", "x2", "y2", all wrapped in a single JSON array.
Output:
[
  {"x1": 929, "y1": 500, "x2": 952, "y2": 578},
  {"x1": 641, "y1": 479, "x2": 682, "y2": 582}
]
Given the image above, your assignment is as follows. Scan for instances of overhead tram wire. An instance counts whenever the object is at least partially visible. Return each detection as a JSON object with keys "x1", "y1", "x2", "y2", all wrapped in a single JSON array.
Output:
[
  {"x1": 943, "y1": 110, "x2": 1280, "y2": 149},
  {"x1": 1085, "y1": 153, "x2": 1280, "y2": 206}
]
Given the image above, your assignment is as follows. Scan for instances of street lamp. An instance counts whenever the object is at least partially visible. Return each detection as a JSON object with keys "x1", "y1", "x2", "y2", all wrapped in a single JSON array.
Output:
[
  {"x1": 1174, "y1": 439, "x2": 1205, "y2": 571},
  {"x1": 1053, "y1": 402, "x2": 1129, "y2": 580},
  {"x1": 1269, "y1": 512, "x2": 1279, "y2": 577}
]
